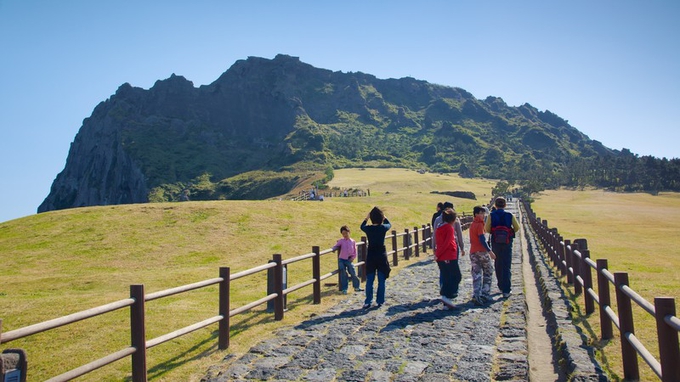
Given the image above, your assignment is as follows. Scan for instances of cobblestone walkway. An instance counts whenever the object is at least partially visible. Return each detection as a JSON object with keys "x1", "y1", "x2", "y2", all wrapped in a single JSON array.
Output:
[{"x1": 203, "y1": 202, "x2": 528, "y2": 381}]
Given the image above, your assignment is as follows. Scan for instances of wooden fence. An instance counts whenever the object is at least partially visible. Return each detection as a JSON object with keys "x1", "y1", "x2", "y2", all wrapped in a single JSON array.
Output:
[
  {"x1": 522, "y1": 200, "x2": 680, "y2": 382},
  {"x1": 0, "y1": 216, "x2": 475, "y2": 382}
]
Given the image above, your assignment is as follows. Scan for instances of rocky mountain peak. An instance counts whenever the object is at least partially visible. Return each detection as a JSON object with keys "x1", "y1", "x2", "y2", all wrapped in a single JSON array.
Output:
[{"x1": 39, "y1": 54, "x2": 627, "y2": 213}]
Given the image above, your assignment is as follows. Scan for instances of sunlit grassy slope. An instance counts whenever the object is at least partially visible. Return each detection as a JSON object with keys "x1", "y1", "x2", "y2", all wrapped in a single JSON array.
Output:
[
  {"x1": 0, "y1": 169, "x2": 495, "y2": 381},
  {"x1": 531, "y1": 188, "x2": 680, "y2": 381}
]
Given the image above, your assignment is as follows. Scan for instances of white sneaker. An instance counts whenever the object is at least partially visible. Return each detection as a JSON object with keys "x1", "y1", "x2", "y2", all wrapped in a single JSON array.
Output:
[
  {"x1": 440, "y1": 295, "x2": 454, "y2": 307},
  {"x1": 503, "y1": 292, "x2": 512, "y2": 298}
]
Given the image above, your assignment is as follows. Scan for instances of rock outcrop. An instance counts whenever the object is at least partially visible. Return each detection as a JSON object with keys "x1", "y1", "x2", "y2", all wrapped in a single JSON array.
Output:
[{"x1": 38, "y1": 95, "x2": 148, "y2": 212}]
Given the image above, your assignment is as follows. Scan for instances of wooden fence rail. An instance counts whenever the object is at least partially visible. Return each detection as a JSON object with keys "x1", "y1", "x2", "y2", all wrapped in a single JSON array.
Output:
[
  {"x1": 0, "y1": 220, "x2": 450, "y2": 382},
  {"x1": 522, "y1": 200, "x2": 680, "y2": 382}
]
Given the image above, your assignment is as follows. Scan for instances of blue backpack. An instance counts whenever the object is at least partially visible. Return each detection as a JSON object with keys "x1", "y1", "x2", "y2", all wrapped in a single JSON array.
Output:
[{"x1": 491, "y1": 211, "x2": 514, "y2": 244}]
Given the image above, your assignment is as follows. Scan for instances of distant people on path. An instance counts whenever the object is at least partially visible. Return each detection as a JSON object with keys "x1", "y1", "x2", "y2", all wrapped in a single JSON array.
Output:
[
  {"x1": 431, "y1": 202, "x2": 444, "y2": 228},
  {"x1": 469, "y1": 206, "x2": 496, "y2": 305},
  {"x1": 435, "y1": 208, "x2": 462, "y2": 309},
  {"x1": 360, "y1": 206, "x2": 392, "y2": 309},
  {"x1": 332, "y1": 225, "x2": 363, "y2": 294},
  {"x1": 430, "y1": 202, "x2": 444, "y2": 249},
  {"x1": 485, "y1": 197, "x2": 520, "y2": 298}
]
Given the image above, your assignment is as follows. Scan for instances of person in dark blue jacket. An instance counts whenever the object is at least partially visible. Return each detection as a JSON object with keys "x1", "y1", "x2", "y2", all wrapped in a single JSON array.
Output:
[
  {"x1": 485, "y1": 197, "x2": 520, "y2": 298},
  {"x1": 360, "y1": 206, "x2": 391, "y2": 308}
]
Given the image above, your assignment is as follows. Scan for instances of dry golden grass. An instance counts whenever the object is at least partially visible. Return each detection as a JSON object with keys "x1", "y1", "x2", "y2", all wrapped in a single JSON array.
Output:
[
  {"x1": 0, "y1": 168, "x2": 495, "y2": 381},
  {"x1": 531, "y1": 188, "x2": 680, "y2": 381}
]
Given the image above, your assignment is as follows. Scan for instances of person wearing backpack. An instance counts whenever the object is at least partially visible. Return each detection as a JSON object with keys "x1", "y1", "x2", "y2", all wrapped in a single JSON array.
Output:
[{"x1": 484, "y1": 197, "x2": 520, "y2": 298}]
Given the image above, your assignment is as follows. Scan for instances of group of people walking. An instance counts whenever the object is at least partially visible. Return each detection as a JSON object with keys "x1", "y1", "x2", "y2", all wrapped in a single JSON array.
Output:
[
  {"x1": 433, "y1": 196, "x2": 520, "y2": 307},
  {"x1": 333, "y1": 198, "x2": 520, "y2": 309}
]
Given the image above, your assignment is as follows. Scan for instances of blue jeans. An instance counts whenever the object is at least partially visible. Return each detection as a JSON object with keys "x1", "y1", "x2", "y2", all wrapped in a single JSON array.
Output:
[
  {"x1": 492, "y1": 242, "x2": 512, "y2": 294},
  {"x1": 364, "y1": 269, "x2": 386, "y2": 305},
  {"x1": 338, "y1": 258, "x2": 360, "y2": 291}
]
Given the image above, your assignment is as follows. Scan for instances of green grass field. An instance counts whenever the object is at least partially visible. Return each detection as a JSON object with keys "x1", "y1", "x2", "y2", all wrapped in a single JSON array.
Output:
[
  {"x1": 531, "y1": 188, "x2": 680, "y2": 381},
  {"x1": 4, "y1": 172, "x2": 675, "y2": 381},
  {"x1": 0, "y1": 169, "x2": 495, "y2": 381}
]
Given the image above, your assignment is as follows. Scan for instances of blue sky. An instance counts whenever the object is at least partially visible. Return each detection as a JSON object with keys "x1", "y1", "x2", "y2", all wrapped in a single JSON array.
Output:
[{"x1": 1, "y1": 1, "x2": 678, "y2": 223}]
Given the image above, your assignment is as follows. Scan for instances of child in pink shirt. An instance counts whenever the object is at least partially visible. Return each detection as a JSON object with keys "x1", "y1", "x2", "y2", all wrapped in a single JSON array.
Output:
[{"x1": 332, "y1": 225, "x2": 363, "y2": 294}]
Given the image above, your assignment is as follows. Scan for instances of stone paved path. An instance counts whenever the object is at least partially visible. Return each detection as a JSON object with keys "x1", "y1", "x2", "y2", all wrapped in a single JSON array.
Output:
[{"x1": 203, "y1": 202, "x2": 529, "y2": 381}]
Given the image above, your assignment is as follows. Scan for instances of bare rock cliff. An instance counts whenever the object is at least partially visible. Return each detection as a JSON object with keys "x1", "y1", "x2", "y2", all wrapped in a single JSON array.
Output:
[{"x1": 38, "y1": 97, "x2": 148, "y2": 212}]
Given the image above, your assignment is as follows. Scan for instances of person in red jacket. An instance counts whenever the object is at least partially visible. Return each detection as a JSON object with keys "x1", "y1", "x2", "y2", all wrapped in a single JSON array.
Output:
[{"x1": 435, "y1": 208, "x2": 461, "y2": 308}]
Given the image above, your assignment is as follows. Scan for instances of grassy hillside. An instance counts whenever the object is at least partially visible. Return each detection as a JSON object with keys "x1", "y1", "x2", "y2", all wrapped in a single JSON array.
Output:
[
  {"x1": 0, "y1": 169, "x2": 495, "y2": 381},
  {"x1": 531, "y1": 189, "x2": 680, "y2": 381}
]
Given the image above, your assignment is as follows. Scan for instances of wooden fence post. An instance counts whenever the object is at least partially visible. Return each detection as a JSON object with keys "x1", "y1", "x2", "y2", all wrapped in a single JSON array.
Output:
[
  {"x1": 312, "y1": 246, "x2": 321, "y2": 304},
  {"x1": 273, "y1": 254, "x2": 284, "y2": 320},
  {"x1": 541, "y1": 218, "x2": 548, "y2": 251},
  {"x1": 596, "y1": 259, "x2": 613, "y2": 339},
  {"x1": 574, "y1": 238, "x2": 588, "y2": 251},
  {"x1": 574, "y1": 239, "x2": 588, "y2": 295},
  {"x1": 564, "y1": 240, "x2": 574, "y2": 284},
  {"x1": 130, "y1": 284, "x2": 147, "y2": 382},
  {"x1": 414, "y1": 227, "x2": 420, "y2": 257},
  {"x1": 554, "y1": 231, "x2": 561, "y2": 265},
  {"x1": 550, "y1": 228, "x2": 559, "y2": 266},
  {"x1": 614, "y1": 272, "x2": 639, "y2": 381},
  {"x1": 421, "y1": 225, "x2": 427, "y2": 253},
  {"x1": 360, "y1": 237, "x2": 367, "y2": 282},
  {"x1": 572, "y1": 242, "x2": 582, "y2": 295},
  {"x1": 540, "y1": 221, "x2": 548, "y2": 259},
  {"x1": 655, "y1": 297, "x2": 680, "y2": 382},
  {"x1": 335, "y1": 246, "x2": 342, "y2": 291},
  {"x1": 557, "y1": 235, "x2": 565, "y2": 275},
  {"x1": 403, "y1": 229, "x2": 410, "y2": 260},
  {"x1": 218, "y1": 267, "x2": 230, "y2": 350},
  {"x1": 391, "y1": 230, "x2": 398, "y2": 266},
  {"x1": 581, "y1": 250, "x2": 594, "y2": 314}
]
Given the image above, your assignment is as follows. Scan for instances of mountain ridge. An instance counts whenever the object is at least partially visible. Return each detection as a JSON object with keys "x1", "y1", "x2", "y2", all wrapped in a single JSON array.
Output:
[{"x1": 39, "y1": 54, "x2": 673, "y2": 213}]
